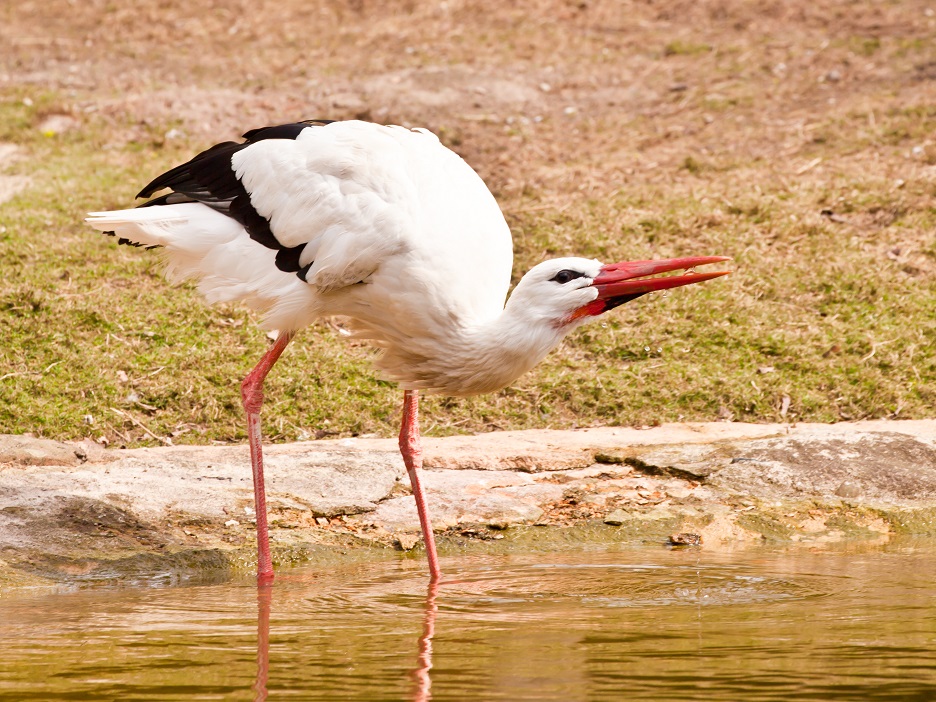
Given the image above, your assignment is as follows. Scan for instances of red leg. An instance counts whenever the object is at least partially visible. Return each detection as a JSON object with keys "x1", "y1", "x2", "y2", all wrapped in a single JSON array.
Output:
[
  {"x1": 241, "y1": 331, "x2": 294, "y2": 584},
  {"x1": 399, "y1": 390, "x2": 441, "y2": 581}
]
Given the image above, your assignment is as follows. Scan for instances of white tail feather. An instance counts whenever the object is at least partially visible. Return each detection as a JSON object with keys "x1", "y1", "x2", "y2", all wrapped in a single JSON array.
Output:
[
  {"x1": 86, "y1": 202, "x2": 318, "y2": 330},
  {"x1": 86, "y1": 203, "x2": 210, "y2": 248}
]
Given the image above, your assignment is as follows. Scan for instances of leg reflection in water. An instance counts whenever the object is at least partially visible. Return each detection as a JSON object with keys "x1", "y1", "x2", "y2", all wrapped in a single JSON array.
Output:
[
  {"x1": 250, "y1": 576, "x2": 441, "y2": 701},
  {"x1": 411, "y1": 579, "x2": 441, "y2": 702},
  {"x1": 253, "y1": 584, "x2": 272, "y2": 702}
]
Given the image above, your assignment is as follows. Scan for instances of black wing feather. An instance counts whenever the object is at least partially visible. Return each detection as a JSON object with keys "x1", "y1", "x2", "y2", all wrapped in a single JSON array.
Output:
[
  {"x1": 135, "y1": 120, "x2": 334, "y2": 275},
  {"x1": 241, "y1": 120, "x2": 333, "y2": 141}
]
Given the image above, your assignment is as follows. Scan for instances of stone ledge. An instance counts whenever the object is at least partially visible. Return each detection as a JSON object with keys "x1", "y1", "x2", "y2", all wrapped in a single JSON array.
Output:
[{"x1": 1, "y1": 420, "x2": 934, "y2": 586}]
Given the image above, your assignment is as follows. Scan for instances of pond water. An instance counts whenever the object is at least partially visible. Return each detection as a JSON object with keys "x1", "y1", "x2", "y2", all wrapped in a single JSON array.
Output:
[{"x1": 1, "y1": 540, "x2": 934, "y2": 701}]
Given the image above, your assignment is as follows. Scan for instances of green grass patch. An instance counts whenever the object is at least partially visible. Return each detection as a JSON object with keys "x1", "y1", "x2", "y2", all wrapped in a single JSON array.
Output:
[
  {"x1": 663, "y1": 40, "x2": 713, "y2": 57},
  {"x1": 0, "y1": 78, "x2": 934, "y2": 448}
]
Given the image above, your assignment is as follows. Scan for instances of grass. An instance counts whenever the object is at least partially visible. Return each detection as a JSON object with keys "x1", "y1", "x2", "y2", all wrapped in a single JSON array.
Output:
[{"x1": 0, "y1": 0, "x2": 934, "y2": 447}]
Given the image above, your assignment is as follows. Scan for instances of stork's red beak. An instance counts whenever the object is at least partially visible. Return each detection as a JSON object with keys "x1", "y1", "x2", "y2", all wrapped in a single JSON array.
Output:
[{"x1": 571, "y1": 256, "x2": 731, "y2": 320}]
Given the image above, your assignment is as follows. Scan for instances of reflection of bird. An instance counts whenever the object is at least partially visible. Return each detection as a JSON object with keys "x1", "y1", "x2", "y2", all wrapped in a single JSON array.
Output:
[{"x1": 87, "y1": 119, "x2": 730, "y2": 583}]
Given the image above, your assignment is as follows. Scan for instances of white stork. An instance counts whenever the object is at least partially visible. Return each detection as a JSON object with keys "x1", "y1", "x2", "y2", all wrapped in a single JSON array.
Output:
[{"x1": 87, "y1": 119, "x2": 729, "y2": 583}]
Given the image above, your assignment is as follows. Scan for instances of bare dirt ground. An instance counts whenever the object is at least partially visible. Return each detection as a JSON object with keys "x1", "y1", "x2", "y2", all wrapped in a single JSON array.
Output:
[{"x1": 4, "y1": 0, "x2": 936, "y2": 240}]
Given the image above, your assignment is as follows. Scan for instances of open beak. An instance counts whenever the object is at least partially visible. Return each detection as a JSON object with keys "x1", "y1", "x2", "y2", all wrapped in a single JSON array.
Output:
[{"x1": 572, "y1": 255, "x2": 731, "y2": 320}]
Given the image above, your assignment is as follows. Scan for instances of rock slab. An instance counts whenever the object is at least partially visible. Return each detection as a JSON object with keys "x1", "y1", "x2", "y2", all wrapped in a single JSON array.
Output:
[{"x1": 1, "y1": 420, "x2": 934, "y2": 585}]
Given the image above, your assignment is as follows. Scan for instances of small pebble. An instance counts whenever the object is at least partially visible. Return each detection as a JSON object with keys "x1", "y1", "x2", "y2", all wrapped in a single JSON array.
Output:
[
  {"x1": 669, "y1": 532, "x2": 702, "y2": 546},
  {"x1": 396, "y1": 534, "x2": 419, "y2": 551},
  {"x1": 834, "y1": 480, "x2": 862, "y2": 499}
]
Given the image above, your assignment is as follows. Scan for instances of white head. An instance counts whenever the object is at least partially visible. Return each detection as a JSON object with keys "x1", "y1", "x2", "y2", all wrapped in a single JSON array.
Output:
[
  {"x1": 508, "y1": 254, "x2": 731, "y2": 327},
  {"x1": 500, "y1": 254, "x2": 731, "y2": 364},
  {"x1": 505, "y1": 257, "x2": 606, "y2": 331}
]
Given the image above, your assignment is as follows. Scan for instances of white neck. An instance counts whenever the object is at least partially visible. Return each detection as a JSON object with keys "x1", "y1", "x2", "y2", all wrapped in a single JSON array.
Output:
[{"x1": 372, "y1": 294, "x2": 579, "y2": 396}]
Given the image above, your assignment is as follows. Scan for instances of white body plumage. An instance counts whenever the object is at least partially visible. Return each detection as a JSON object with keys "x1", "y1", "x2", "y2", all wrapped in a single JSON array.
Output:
[{"x1": 86, "y1": 121, "x2": 607, "y2": 395}]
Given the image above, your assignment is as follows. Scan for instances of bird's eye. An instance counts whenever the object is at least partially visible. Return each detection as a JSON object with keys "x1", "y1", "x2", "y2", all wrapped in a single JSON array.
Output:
[{"x1": 550, "y1": 269, "x2": 585, "y2": 284}]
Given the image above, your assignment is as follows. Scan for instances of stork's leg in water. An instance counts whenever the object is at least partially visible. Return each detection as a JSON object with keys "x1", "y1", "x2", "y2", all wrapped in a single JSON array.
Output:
[
  {"x1": 241, "y1": 331, "x2": 295, "y2": 584},
  {"x1": 399, "y1": 390, "x2": 442, "y2": 581}
]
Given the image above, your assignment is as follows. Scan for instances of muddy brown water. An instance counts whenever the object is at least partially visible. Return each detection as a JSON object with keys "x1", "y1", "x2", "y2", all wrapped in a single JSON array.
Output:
[{"x1": 1, "y1": 540, "x2": 934, "y2": 701}]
